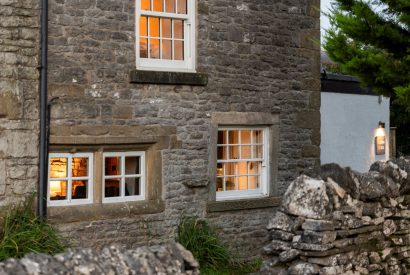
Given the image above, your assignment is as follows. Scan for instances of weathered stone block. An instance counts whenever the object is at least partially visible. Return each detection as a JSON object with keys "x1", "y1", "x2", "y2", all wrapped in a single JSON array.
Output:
[
  {"x1": 267, "y1": 211, "x2": 294, "y2": 232},
  {"x1": 302, "y1": 219, "x2": 334, "y2": 232},
  {"x1": 282, "y1": 175, "x2": 330, "y2": 219},
  {"x1": 302, "y1": 230, "x2": 337, "y2": 245}
]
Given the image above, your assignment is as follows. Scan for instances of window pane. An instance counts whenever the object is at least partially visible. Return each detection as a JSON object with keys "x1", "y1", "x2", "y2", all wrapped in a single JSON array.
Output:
[
  {"x1": 105, "y1": 157, "x2": 121, "y2": 176},
  {"x1": 177, "y1": 0, "x2": 186, "y2": 14},
  {"x1": 217, "y1": 130, "x2": 227, "y2": 145},
  {"x1": 216, "y1": 177, "x2": 223, "y2": 192},
  {"x1": 125, "y1": 177, "x2": 140, "y2": 196},
  {"x1": 140, "y1": 16, "x2": 147, "y2": 36},
  {"x1": 173, "y1": 20, "x2": 183, "y2": 39},
  {"x1": 249, "y1": 161, "x2": 260, "y2": 175},
  {"x1": 225, "y1": 162, "x2": 235, "y2": 176},
  {"x1": 241, "y1": 130, "x2": 251, "y2": 144},
  {"x1": 140, "y1": 38, "x2": 148, "y2": 58},
  {"x1": 238, "y1": 162, "x2": 247, "y2": 175},
  {"x1": 253, "y1": 145, "x2": 263, "y2": 158},
  {"x1": 228, "y1": 145, "x2": 239, "y2": 159},
  {"x1": 72, "y1": 157, "x2": 88, "y2": 177},
  {"x1": 72, "y1": 180, "x2": 87, "y2": 199},
  {"x1": 49, "y1": 158, "x2": 67, "y2": 178},
  {"x1": 162, "y1": 39, "x2": 172, "y2": 59},
  {"x1": 125, "y1": 156, "x2": 140, "y2": 175},
  {"x1": 162, "y1": 18, "x2": 172, "y2": 38},
  {"x1": 228, "y1": 130, "x2": 239, "y2": 145},
  {"x1": 252, "y1": 130, "x2": 263, "y2": 144},
  {"x1": 174, "y1": 40, "x2": 184, "y2": 60},
  {"x1": 248, "y1": 176, "x2": 259, "y2": 190},
  {"x1": 105, "y1": 178, "x2": 120, "y2": 197},
  {"x1": 238, "y1": 176, "x2": 247, "y2": 190},
  {"x1": 141, "y1": 0, "x2": 150, "y2": 10},
  {"x1": 149, "y1": 17, "x2": 160, "y2": 37},
  {"x1": 165, "y1": 0, "x2": 175, "y2": 12},
  {"x1": 217, "y1": 146, "x2": 226, "y2": 160},
  {"x1": 153, "y1": 0, "x2": 163, "y2": 11},
  {"x1": 216, "y1": 163, "x2": 223, "y2": 177},
  {"x1": 50, "y1": 180, "x2": 67, "y2": 200},
  {"x1": 150, "y1": 39, "x2": 160, "y2": 59},
  {"x1": 241, "y1": 146, "x2": 251, "y2": 159},
  {"x1": 225, "y1": 177, "x2": 235, "y2": 191}
]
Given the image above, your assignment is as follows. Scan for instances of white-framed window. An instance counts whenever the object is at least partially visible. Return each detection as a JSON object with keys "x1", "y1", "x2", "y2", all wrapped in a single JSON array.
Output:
[
  {"x1": 103, "y1": 152, "x2": 146, "y2": 203},
  {"x1": 135, "y1": 0, "x2": 196, "y2": 72},
  {"x1": 48, "y1": 153, "x2": 93, "y2": 206},
  {"x1": 216, "y1": 127, "x2": 269, "y2": 201}
]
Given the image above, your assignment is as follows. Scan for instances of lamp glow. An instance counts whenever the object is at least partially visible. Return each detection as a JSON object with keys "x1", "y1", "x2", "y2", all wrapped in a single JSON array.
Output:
[{"x1": 375, "y1": 122, "x2": 386, "y2": 155}]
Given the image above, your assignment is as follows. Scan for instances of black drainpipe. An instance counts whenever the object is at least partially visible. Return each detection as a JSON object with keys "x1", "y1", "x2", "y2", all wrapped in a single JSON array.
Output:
[{"x1": 38, "y1": 0, "x2": 49, "y2": 220}]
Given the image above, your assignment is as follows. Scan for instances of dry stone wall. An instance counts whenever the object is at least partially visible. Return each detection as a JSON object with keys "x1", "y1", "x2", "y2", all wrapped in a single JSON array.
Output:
[
  {"x1": 0, "y1": 0, "x2": 40, "y2": 209},
  {"x1": 261, "y1": 158, "x2": 410, "y2": 275},
  {"x1": 0, "y1": 242, "x2": 199, "y2": 274}
]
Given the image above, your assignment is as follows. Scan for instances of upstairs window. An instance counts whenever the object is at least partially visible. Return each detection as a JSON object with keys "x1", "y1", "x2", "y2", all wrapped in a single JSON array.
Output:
[
  {"x1": 136, "y1": 0, "x2": 196, "y2": 72},
  {"x1": 216, "y1": 127, "x2": 269, "y2": 200}
]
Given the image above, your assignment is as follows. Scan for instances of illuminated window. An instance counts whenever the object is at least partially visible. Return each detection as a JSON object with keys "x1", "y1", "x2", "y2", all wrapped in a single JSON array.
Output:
[
  {"x1": 103, "y1": 152, "x2": 145, "y2": 203},
  {"x1": 48, "y1": 153, "x2": 93, "y2": 206},
  {"x1": 216, "y1": 127, "x2": 269, "y2": 200},
  {"x1": 136, "y1": 0, "x2": 196, "y2": 72}
]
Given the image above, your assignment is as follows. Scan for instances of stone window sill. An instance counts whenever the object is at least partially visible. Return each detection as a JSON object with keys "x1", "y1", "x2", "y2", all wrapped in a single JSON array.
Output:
[
  {"x1": 207, "y1": 196, "x2": 281, "y2": 212},
  {"x1": 129, "y1": 70, "x2": 208, "y2": 86}
]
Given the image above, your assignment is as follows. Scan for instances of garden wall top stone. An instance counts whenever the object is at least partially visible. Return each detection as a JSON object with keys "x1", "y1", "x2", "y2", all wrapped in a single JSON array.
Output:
[
  {"x1": 0, "y1": 242, "x2": 199, "y2": 275},
  {"x1": 282, "y1": 175, "x2": 330, "y2": 219}
]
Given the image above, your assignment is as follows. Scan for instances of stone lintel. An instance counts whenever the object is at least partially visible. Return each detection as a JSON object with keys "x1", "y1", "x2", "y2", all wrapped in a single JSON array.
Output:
[{"x1": 129, "y1": 70, "x2": 208, "y2": 86}]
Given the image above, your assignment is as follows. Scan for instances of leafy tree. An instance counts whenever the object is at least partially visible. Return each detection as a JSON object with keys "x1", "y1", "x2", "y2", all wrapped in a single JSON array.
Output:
[{"x1": 324, "y1": 0, "x2": 410, "y2": 155}]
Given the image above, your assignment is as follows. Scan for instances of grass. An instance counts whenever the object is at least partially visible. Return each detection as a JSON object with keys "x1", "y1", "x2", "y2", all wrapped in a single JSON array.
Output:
[
  {"x1": 0, "y1": 196, "x2": 65, "y2": 260},
  {"x1": 177, "y1": 216, "x2": 261, "y2": 274}
]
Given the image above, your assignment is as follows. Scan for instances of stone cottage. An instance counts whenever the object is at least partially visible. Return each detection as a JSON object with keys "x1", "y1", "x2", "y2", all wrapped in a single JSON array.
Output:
[{"x1": 0, "y1": 0, "x2": 320, "y2": 257}]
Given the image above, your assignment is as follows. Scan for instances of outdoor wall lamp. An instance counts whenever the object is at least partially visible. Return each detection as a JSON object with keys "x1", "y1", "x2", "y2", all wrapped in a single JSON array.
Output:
[{"x1": 375, "y1": 121, "x2": 386, "y2": 155}]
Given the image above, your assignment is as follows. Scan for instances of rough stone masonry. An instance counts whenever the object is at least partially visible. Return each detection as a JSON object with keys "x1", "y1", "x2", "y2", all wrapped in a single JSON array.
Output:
[
  {"x1": 0, "y1": 0, "x2": 321, "y2": 259},
  {"x1": 0, "y1": 242, "x2": 199, "y2": 274},
  {"x1": 261, "y1": 158, "x2": 410, "y2": 275}
]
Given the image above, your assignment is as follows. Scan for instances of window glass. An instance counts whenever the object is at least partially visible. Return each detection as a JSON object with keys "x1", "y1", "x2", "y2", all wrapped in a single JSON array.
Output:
[
  {"x1": 137, "y1": 0, "x2": 194, "y2": 70},
  {"x1": 103, "y1": 152, "x2": 145, "y2": 202},
  {"x1": 216, "y1": 128, "x2": 268, "y2": 199},
  {"x1": 48, "y1": 153, "x2": 92, "y2": 205}
]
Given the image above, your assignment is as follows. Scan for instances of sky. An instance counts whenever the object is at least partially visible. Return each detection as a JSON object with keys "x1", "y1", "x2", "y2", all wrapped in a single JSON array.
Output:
[{"x1": 320, "y1": 0, "x2": 334, "y2": 45}]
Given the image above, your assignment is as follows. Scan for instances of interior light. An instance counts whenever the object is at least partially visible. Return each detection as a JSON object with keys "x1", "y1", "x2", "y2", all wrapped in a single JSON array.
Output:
[{"x1": 375, "y1": 121, "x2": 386, "y2": 155}]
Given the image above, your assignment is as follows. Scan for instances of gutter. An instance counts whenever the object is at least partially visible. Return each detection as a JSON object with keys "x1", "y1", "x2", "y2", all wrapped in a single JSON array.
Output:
[{"x1": 38, "y1": 0, "x2": 49, "y2": 219}]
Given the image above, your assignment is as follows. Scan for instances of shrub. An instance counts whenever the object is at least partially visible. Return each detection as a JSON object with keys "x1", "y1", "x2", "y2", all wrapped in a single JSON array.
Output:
[
  {"x1": 0, "y1": 197, "x2": 65, "y2": 260},
  {"x1": 177, "y1": 216, "x2": 261, "y2": 274}
]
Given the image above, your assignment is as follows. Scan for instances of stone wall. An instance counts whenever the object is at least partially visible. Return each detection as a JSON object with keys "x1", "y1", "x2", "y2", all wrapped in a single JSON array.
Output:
[
  {"x1": 0, "y1": 0, "x2": 40, "y2": 208},
  {"x1": 0, "y1": 0, "x2": 321, "y2": 259},
  {"x1": 261, "y1": 158, "x2": 410, "y2": 274},
  {"x1": 45, "y1": 0, "x2": 320, "y2": 256},
  {"x1": 0, "y1": 242, "x2": 199, "y2": 274}
]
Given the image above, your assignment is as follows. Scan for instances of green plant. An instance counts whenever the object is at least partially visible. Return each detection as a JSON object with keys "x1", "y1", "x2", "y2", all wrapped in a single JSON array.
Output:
[
  {"x1": 177, "y1": 216, "x2": 261, "y2": 274},
  {"x1": 0, "y1": 196, "x2": 65, "y2": 260}
]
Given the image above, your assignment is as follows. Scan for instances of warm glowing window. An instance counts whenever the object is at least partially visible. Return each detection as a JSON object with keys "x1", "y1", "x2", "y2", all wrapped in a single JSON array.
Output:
[
  {"x1": 136, "y1": 0, "x2": 196, "y2": 72},
  {"x1": 103, "y1": 152, "x2": 145, "y2": 203},
  {"x1": 216, "y1": 128, "x2": 269, "y2": 200},
  {"x1": 48, "y1": 153, "x2": 93, "y2": 206}
]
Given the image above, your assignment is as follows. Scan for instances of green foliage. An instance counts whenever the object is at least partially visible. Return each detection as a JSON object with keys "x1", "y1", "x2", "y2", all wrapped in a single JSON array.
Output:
[
  {"x1": 177, "y1": 216, "x2": 261, "y2": 274},
  {"x1": 0, "y1": 197, "x2": 65, "y2": 260},
  {"x1": 323, "y1": 0, "x2": 410, "y2": 154}
]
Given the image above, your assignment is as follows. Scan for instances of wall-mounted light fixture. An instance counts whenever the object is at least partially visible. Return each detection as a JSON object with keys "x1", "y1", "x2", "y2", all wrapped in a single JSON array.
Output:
[{"x1": 375, "y1": 121, "x2": 386, "y2": 155}]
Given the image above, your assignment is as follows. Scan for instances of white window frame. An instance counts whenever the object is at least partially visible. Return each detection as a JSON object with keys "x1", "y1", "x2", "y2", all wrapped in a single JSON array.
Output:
[
  {"x1": 216, "y1": 127, "x2": 270, "y2": 201},
  {"x1": 102, "y1": 151, "x2": 146, "y2": 203},
  {"x1": 135, "y1": 0, "x2": 196, "y2": 72},
  {"x1": 48, "y1": 153, "x2": 94, "y2": 206}
]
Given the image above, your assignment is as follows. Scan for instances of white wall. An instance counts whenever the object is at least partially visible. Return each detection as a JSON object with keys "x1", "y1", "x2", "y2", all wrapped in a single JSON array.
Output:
[{"x1": 321, "y1": 92, "x2": 390, "y2": 172}]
